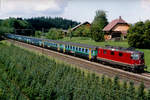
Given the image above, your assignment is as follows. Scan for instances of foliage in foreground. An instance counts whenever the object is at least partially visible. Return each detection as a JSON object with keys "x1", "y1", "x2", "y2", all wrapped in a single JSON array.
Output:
[{"x1": 0, "y1": 43, "x2": 149, "y2": 100}]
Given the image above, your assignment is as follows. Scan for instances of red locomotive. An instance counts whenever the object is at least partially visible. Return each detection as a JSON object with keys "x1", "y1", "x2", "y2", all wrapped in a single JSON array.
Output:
[{"x1": 97, "y1": 45, "x2": 146, "y2": 72}]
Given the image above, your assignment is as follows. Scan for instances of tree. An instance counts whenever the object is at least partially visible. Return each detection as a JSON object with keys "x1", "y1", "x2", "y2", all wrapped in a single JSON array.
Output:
[
  {"x1": 72, "y1": 26, "x2": 90, "y2": 37},
  {"x1": 127, "y1": 20, "x2": 150, "y2": 49},
  {"x1": 35, "y1": 31, "x2": 42, "y2": 38},
  {"x1": 91, "y1": 10, "x2": 108, "y2": 41},
  {"x1": 46, "y1": 28, "x2": 63, "y2": 40}
]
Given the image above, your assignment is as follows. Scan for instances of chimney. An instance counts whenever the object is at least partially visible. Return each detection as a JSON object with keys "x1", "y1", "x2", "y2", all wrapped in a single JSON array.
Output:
[{"x1": 119, "y1": 16, "x2": 122, "y2": 19}]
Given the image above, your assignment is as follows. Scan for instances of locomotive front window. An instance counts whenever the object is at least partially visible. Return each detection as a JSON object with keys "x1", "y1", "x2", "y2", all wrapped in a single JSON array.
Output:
[{"x1": 131, "y1": 54, "x2": 139, "y2": 60}]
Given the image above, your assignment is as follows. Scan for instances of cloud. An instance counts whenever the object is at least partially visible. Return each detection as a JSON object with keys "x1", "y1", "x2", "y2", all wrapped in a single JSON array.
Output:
[
  {"x1": 141, "y1": 0, "x2": 150, "y2": 11},
  {"x1": 0, "y1": 0, "x2": 69, "y2": 18}
]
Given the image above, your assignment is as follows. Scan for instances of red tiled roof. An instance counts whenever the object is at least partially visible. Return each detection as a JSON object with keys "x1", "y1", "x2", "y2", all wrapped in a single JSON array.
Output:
[{"x1": 103, "y1": 16, "x2": 128, "y2": 31}]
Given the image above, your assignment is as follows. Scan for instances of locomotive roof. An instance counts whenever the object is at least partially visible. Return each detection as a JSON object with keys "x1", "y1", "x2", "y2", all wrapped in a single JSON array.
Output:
[{"x1": 99, "y1": 45, "x2": 144, "y2": 54}]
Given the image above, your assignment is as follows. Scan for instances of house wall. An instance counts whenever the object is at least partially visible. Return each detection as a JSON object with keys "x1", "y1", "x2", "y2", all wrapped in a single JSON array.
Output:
[{"x1": 112, "y1": 24, "x2": 129, "y2": 32}]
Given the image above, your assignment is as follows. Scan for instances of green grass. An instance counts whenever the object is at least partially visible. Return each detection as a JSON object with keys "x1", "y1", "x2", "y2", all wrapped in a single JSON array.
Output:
[{"x1": 60, "y1": 37, "x2": 150, "y2": 71}]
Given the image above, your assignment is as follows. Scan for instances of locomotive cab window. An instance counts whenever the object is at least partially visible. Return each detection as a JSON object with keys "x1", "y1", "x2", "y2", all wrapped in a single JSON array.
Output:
[{"x1": 119, "y1": 52, "x2": 123, "y2": 57}]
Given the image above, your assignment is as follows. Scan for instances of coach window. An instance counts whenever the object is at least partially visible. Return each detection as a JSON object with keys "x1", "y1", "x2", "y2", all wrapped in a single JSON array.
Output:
[
  {"x1": 73, "y1": 46, "x2": 75, "y2": 50},
  {"x1": 119, "y1": 52, "x2": 123, "y2": 57},
  {"x1": 111, "y1": 51, "x2": 114, "y2": 55},
  {"x1": 76, "y1": 47, "x2": 78, "y2": 51},
  {"x1": 82, "y1": 48, "x2": 84, "y2": 52},
  {"x1": 103, "y1": 50, "x2": 107, "y2": 54},
  {"x1": 79, "y1": 48, "x2": 81, "y2": 51},
  {"x1": 71, "y1": 46, "x2": 72, "y2": 49},
  {"x1": 85, "y1": 49, "x2": 88, "y2": 53}
]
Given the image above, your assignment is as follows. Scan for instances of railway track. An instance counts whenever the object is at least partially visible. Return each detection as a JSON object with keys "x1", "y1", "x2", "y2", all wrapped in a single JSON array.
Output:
[{"x1": 7, "y1": 39, "x2": 150, "y2": 88}]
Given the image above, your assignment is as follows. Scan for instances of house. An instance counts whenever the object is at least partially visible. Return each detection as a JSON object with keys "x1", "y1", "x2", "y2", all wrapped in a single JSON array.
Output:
[
  {"x1": 71, "y1": 21, "x2": 91, "y2": 31},
  {"x1": 103, "y1": 16, "x2": 130, "y2": 40}
]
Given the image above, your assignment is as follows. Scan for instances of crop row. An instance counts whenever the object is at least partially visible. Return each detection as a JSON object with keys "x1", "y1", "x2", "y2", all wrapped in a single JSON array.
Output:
[{"x1": 0, "y1": 43, "x2": 150, "y2": 100}]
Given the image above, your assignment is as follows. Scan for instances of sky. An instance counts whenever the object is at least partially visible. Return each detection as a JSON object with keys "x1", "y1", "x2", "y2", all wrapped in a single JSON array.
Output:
[{"x1": 0, "y1": 0, "x2": 150, "y2": 23}]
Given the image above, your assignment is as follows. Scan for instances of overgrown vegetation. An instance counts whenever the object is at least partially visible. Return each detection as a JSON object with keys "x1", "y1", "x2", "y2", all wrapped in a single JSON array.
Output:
[{"x1": 0, "y1": 42, "x2": 150, "y2": 99}]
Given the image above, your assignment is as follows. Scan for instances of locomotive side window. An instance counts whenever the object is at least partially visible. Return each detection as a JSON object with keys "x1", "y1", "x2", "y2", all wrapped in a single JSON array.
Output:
[
  {"x1": 103, "y1": 50, "x2": 107, "y2": 54},
  {"x1": 111, "y1": 51, "x2": 114, "y2": 55},
  {"x1": 119, "y1": 52, "x2": 123, "y2": 57}
]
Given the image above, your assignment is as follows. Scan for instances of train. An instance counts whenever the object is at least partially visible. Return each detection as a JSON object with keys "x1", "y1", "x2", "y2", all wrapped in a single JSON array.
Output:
[{"x1": 5, "y1": 34, "x2": 147, "y2": 73}]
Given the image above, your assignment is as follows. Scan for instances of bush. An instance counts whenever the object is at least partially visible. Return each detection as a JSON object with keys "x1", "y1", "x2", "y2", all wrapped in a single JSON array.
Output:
[{"x1": 46, "y1": 28, "x2": 64, "y2": 40}]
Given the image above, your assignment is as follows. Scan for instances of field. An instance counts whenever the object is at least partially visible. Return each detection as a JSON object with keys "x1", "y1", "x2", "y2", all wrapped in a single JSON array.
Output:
[
  {"x1": 60, "y1": 37, "x2": 150, "y2": 71},
  {"x1": 0, "y1": 41, "x2": 150, "y2": 99}
]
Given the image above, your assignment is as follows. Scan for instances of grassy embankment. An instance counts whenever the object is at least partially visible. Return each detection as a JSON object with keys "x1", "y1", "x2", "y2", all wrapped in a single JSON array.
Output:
[
  {"x1": 60, "y1": 37, "x2": 150, "y2": 71},
  {"x1": 0, "y1": 41, "x2": 150, "y2": 99}
]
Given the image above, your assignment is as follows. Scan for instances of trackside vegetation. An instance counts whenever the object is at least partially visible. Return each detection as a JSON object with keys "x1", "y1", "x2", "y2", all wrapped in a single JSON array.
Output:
[{"x1": 0, "y1": 42, "x2": 150, "y2": 100}]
